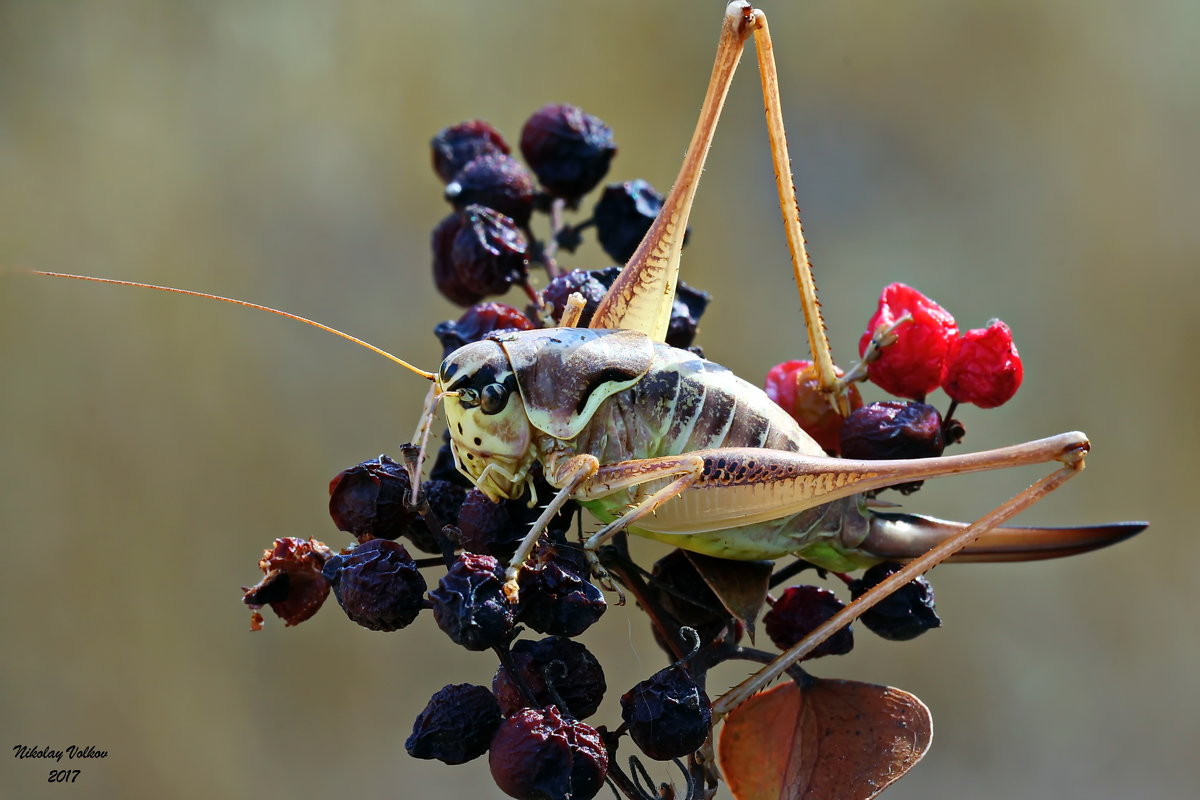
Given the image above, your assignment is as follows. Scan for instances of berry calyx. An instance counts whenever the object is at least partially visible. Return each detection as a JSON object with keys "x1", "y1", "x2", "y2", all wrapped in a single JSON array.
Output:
[
  {"x1": 859, "y1": 283, "x2": 958, "y2": 400},
  {"x1": 942, "y1": 319, "x2": 1023, "y2": 408}
]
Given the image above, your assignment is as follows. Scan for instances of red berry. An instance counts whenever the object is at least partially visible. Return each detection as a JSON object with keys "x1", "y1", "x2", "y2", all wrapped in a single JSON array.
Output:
[
  {"x1": 858, "y1": 283, "x2": 958, "y2": 400},
  {"x1": 431, "y1": 120, "x2": 510, "y2": 184},
  {"x1": 488, "y1": 707, "x2": 608, "y2": 800},
  {"x1": 764, "y1": 360, "x2": 863, "y2": 454},
  {"x1": 942, "y1": 319, "x2": 1023, "y2": 408}
]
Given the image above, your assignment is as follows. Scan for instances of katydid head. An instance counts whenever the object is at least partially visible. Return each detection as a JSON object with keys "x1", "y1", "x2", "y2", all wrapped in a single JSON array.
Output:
[{"x1": 438, "y1": 339, "x2": 535, "y2": 502}]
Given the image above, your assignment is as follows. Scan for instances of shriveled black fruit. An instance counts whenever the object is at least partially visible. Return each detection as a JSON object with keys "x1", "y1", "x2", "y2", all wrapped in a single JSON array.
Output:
[
  {"x1": 431, "y1": 120, "x2": 510, "y2": 184},
  {"x1": 327, "y1": 455, "x2": 418, "y2": 542},
  {"x1": 763, "y1": 585, "x2": 854, "y2": 659},
  {"x1": 241, "y1": 537, "x2": 333, "y2": 630},
  {"x1": 849, "y1": 562, "x2": 941, "y2": 641},
  {"x1": 406, "y1": 683, "x2": 502, "y2": 765},
  {"x1": 839, "y1": 401, "x2": 945, "y2": 494},
  {"x1": 445, "y1": 153, "x2": 535, "y2": 226},
  {"x1": 435, "y1": 302, "x2": 534, "y2": 357},
  {"x1": 620, "y1": 664, "x2": 712, "y2": 761},
  {"x1": 429, "y1": 552, "x2": 515, "y2": 650},
  {"x1": 533, "y1": 268, "x2": 609, "y2": 327},
  {"x1": 516, "y1": 545, "x2": 606, "y2": 637},
  {"x1": 493, "y1": 636, "x2": 606, "y2": 720},
  {"x1": 321, "y1": 539, "x2": 427, "y2": 632},
  {"x1": 520, "y1": 103, "x2": 616, "y2": 202}
]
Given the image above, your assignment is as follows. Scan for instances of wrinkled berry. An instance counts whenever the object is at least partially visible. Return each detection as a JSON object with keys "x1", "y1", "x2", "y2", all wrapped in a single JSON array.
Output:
[
  {"x1": 516, "y1": 546, "x2": 606, "y2": 637},
  {"x1": 489, "y1": 706, "x2": 608, "y2": 800},
  {"x1": 534, "y1": 269, "x2": 609, "y2": 327},
  {"x1": 328, "y1": 455, "x2": 418, "y2": 542},
  {"x1": 242, "y1": 537, "x2": 333, "y2": 630},
  {"x1": 445, "y1": 154, "x2": 536, "y2": 226},
  {"x1": 435, "y1": 205, "x2": 530, "y2": 307},
  {"x1": 850, "y1": 562, "x2": 941, "y2": 641},
  {"x1": 321, "y1": 539, "x2": 427, "y2": 631},
  {"x1": 406, "y1": 683, "x2": 503, "y2": 765},
  {"x1": 942, "y1": 319, "x2": 1023, "y2": 408},
  {"x1": 429, "y1": 552, "x2": 516, "y2": 650},
  {"x1": 435, "y1": 302, "x2": 534, "y2": 357},
  {"x1": 430, "y1": 212, "x2": 481, "y2": 306},
  {"x1": 594, "y1": 179, "x2": 676, "y2": 264},
  {"x1": 763, "y1": 585, "x2": 854, "y2": 659},
  {"x1": 493, "y1": 637, "x2": 606, "y2": 720},
  {"x1": 455, "y1": 488, "x2": 527, "y2": 561},
  {"x1": 520, "y1": 103, "x2": 616, "y2": 201},
  {"x1": 764, "y1": 360, "x2": 864, "y2": 454},
  {"x1": 840, "y1": 401, "x2": 945, "y2": 494},
  {"x1": 431, "y1": 120, "x2": 510, "y2": 184},
  {"x1": 620, "y1": 664, "x2": 713, "y2": 761},
  {"x1": 859, "y1": 283, "x2": 958, "y2": 400}
]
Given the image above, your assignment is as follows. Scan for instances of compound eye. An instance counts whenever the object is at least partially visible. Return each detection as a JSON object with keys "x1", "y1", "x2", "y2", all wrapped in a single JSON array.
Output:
[
  {"x1": 480, "y1": 383, "x2": 509, "y2": 415},
  {"x1": 458, "y1": 387, "x2": 480, "y2": 408}
]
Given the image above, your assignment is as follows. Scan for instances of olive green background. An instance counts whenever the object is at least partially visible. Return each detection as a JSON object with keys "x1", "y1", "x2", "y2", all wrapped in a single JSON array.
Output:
[{"x1": 2, "y1": 1, "x2": 1195, "y2": 798}]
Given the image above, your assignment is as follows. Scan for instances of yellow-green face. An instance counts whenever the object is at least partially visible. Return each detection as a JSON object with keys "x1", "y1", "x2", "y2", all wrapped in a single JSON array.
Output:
[{"x1": 438, "y1": 340, "x2": 535, "y2": 501}]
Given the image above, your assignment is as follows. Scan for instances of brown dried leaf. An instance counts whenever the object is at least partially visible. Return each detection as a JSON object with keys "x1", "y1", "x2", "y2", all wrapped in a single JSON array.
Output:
[
  {"x1": 685, "y1": 552, "x2": 772, "y2": 641},
  {"x1": 719, "y1": 678, "x2": 932, "y2": 800}
]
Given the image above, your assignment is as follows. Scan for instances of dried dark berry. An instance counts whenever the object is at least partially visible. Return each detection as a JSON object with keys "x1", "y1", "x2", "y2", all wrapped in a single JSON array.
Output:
[
  {"x1": 321, "y1": 539, "x2": 426, "y2": 631},
  {"x1": 764, "y1": 359, "x2": 864, "y2": 454},
  {"x1": 435, "y1": 302, "x2": 534, "y2": 358},
  {"x1": 489, "y1": 706, "x2": 608, "y2": 800},
  {"x1": 406, "y1": 683, "x2": 503, "y2": 765},
  {"x1": 594, "y1": 179, "x2": 672, "y2": 264},
  {"x1": 431, "y1": 212, "x2": 481, "y2": 307},
  {"x1": 858, "y1": 283, "x2": 958, "y2": 400},
  {"x1": 455, "y1": 488, "x2": 527, "y2": 561},
  {"x1": 429, "y1": 552, "x2": 516, "y2": 650},
  {"x1": 534, "y1": 269, "x2": 609, "y2": 327},
  {"x1": 328, "y1": 455, "x2": 419, "y2": 543},
  {"x1": 493, "y1": 636, "x2": 606, "y2": 720},
  {"x1": 942, "y1": 319, "x2": 1023, "y2": 408},
  {"x1": 444, "y1": 205, "x2": 530, "y2": 306},
  {"x1": 431, "y1": 120, "x2": 510, "y2": 184},
  {"x1": 519, "y1": 103, "x2": 616, "y2": 201},
  {"x1": 242, "y1": 537, "x2": 333, "y2": 631},
  {"x1": 445, "y1": 153, "x2": 535, "y2": 226},
  {"x1": 620, "y1": 664, "x2": 712, "y2": 761},
  {"x1": 763, "y1": 585, "x2": 854, "y2": 659},
  {"x1": 516, "y1": 546, "x2": 607, "y2": 637},
  {"x1": 850, "y1": 562, "x2": 941, "y2": 641},
  {"x1": 839, "y1": 401, "x2": 945, "y2": 494}
]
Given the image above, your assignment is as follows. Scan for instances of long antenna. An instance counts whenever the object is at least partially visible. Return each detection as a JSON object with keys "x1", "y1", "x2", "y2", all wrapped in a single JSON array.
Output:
[{"x1": 33, "y1": 271, "x2": 437, "y2": 381}]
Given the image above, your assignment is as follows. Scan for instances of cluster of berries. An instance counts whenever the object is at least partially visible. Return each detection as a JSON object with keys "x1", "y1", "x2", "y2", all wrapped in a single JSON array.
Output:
[
  {"x1": 239, "y1": 111, "x2": 982, "y2": 800},
  {"x1": 765, "y1": 282, "x2": 1023, "y2": 492}
]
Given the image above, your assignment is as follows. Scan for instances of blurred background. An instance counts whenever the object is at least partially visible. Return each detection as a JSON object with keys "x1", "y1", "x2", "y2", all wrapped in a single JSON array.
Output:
[{"x1": 2, "y1": 0, "x2": 1195, "y2": 798}]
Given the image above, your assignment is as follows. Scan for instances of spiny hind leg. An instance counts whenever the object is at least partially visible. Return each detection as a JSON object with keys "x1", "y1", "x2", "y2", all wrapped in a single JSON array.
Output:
[{"x1": 713, "y1": 445, "x2": 1088, "y2": 716}]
